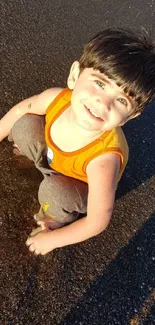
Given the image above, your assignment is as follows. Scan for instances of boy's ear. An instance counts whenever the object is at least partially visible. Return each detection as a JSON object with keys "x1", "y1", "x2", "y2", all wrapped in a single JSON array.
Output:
[
  {"x1": 67, "y1": 61, "x2": 80, "y2": 90},
  {"x1": 120, "y1": 111, "x2": 141, "y2": 126},
  {"x1": 128, "y1": 111, "x2": 141, "y2": 121}
]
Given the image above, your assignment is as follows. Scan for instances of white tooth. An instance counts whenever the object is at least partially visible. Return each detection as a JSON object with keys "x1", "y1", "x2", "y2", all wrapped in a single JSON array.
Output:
[
  {"x1": 92, "y1": 112, "x2": 100, "y2": 118},
  {"x1": 89, "y1": 108, "x2": 100, "y2": 118}
]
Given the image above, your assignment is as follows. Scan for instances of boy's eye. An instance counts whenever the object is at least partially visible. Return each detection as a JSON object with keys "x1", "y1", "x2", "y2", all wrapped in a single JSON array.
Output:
[
  {"x1": 117, "y1": 97, "x2": 128, "y2": 106},
  {"x1": 95, "y1": 80, "x2": 105, "y2": 89}
]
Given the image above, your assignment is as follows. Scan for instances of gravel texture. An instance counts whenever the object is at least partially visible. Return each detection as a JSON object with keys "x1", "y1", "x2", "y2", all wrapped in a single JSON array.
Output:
[{"x1": 1, "y1": 1, "x2": 155, "y2": 324}]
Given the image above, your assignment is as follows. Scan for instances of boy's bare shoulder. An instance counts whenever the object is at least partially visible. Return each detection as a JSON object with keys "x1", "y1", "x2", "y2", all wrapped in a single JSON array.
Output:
[
  {"x1": 37, "y1": 87, "x2": 63, "y2": 113},
  {"x1": 31, "y1": 87, "x2": 63, "y2": 115},
  {"x1": 40, "y1": 87, "x2": 63, "y2": 100},
  {"x1": 86, "y1": 152, "x2": 120, "y2": 186}
]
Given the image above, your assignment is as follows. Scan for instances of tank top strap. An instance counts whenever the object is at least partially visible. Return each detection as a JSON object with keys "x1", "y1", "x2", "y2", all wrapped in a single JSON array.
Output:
[{"x1": 46, "y1": 88, "x2": 72, "y2": 115}]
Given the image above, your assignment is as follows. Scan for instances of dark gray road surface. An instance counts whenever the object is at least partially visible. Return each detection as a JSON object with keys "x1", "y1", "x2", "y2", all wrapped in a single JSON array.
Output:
[{"x1": 1, "y1": 1, "x2": 155, "y2": 324}]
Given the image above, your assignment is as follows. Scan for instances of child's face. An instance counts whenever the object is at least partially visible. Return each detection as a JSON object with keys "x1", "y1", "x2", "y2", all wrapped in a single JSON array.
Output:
[{"x1": 68, "y1": 62, "x2": 138, "y2": 132}]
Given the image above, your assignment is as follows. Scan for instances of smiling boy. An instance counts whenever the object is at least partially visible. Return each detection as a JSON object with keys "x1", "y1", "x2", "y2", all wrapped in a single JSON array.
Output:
[{"x1": 0, "y1": 29, "x2": 155, "y2": 255}]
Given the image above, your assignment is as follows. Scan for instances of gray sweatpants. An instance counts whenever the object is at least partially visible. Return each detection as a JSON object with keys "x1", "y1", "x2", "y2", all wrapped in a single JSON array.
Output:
[{"x1": 9, "y1": 114, "x2": 88, "y2": 229}]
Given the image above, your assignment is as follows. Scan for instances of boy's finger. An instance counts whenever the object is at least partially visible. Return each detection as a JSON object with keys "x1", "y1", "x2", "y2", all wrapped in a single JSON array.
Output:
[
  {"x1": 34, "y1": 250, "x2": 40, "y2": 255},
  {"x1": 29, "y1": 243, "x2": 36, "y2": 252},
  {"x1": 26, "y1": 237, "x2": 33, "y2": 246},
  {"x1": 29, "y1": 226, "x2": 42, "y2": 237}
]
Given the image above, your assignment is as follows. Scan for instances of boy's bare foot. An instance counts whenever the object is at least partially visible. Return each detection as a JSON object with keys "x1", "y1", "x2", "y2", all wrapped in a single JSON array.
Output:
[
  {"x1": 33, "y1": 214, "x2": 64, "y2": 230},
  {"x1": 13, "y1": 144, "x2": 24, "y2": 156},
  {"x1": 34, "y1": 214, "x2": 49, "y2": 230},
  {"x1": 29, "y1": 226, "x2": 43, "y2": 237},
  {"x1": 29, "y1": 219, "x2": 51, "y2": 239}
]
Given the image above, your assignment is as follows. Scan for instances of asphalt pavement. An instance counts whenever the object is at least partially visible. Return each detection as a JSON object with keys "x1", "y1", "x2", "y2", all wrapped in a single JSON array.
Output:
[{"x1": 1, "y1": 1, "x2": 155, "y2": 324}]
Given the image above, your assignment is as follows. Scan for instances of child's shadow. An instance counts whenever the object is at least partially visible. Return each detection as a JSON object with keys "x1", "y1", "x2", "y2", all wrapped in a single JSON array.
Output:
[
  {"x1": 116, "y1": 101, "x2": 155, "y2": 199},
  {"x1": 58, "y1": 213, "x2": 155, "y2": 325}
]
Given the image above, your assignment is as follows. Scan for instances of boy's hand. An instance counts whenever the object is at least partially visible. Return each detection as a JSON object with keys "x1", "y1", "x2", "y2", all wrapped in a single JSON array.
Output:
[{"x1": 26, "y1": 229, "x2": 55, "y2": 255}]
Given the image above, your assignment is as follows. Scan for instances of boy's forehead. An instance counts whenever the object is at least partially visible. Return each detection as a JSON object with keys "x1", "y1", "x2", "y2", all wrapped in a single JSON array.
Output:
[
  {"x1": 85, "y1": 68, "x2": 118, "y2": 85},
  {"x1": 91, "y1": 70, "x2": 113, "y2": 83}
]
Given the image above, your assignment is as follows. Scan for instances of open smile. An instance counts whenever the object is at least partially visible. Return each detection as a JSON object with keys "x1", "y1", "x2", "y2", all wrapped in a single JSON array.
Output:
[{"x1": 84, "y1": 105, "x2": 104, "y2": 121}]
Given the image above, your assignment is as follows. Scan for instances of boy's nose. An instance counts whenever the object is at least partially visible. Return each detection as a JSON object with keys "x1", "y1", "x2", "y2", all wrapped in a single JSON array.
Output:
[{"x1": 95, "y1": 95, "x2": 111, "y2": 112}]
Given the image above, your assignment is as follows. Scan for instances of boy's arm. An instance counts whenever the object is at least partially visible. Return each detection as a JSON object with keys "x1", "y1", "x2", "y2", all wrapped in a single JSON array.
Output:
[
  {"x1": 26, "y1": 153, "x2": 120, "y2": 255},
  {"x1": 0, "y1": 87, "x2": 62, "y2": 142},
  {"x1": 85, "y1": 152, "x2": 120, "y2": 232}
]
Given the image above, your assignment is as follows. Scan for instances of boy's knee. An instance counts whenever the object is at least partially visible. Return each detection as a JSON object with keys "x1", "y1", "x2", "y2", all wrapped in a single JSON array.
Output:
[
  {"x1": 11, "y1": 114, "x2": 45, "y2": 144},
  {"x1": 9, "y1": 114, "x2": 46, "y2": 162},
  {"x1": 38, "y1": 174, "x2": 87, "y2": 221}
]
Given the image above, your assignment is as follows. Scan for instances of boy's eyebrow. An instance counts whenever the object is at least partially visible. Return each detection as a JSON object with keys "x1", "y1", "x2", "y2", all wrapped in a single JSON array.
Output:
[{"x1": 91, "y1": 73, "x2": 111, "y2": 84}]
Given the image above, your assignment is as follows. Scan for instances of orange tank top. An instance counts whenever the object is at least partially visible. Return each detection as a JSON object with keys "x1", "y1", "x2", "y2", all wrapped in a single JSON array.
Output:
[{"x1": 45, "y1": 88, "x2": 129, "y2": 183}]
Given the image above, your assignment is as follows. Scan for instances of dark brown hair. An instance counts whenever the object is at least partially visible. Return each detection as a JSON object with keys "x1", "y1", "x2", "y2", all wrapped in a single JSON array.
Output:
[{"x1": 79, "y1": 29, "x2": 155, "y2": 113}]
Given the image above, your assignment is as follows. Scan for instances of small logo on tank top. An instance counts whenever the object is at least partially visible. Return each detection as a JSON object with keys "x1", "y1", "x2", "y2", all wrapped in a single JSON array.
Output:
[{"x1": 47, "y1": 147, "x2": 54, "y2": 164}]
